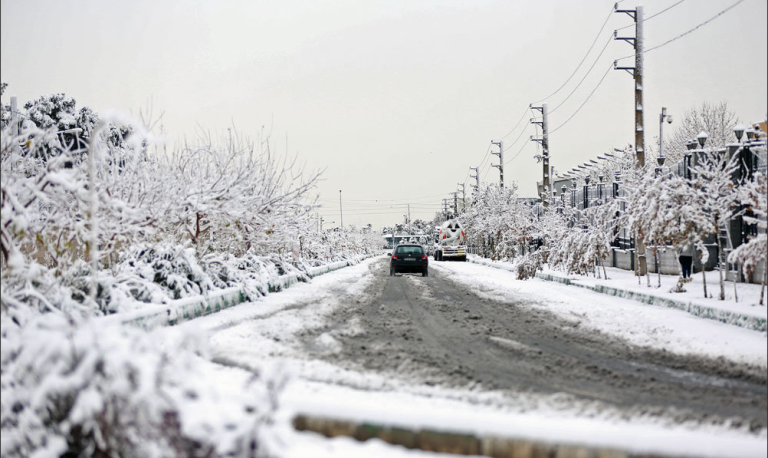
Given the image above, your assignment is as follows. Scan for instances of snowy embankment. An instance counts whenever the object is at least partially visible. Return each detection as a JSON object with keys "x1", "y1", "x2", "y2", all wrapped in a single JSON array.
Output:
[{"x1": 437, "y1": 258, "x2": 766, "y2": 367}]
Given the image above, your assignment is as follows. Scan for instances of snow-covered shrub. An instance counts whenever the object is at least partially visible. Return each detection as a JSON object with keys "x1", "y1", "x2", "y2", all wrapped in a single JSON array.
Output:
[
  {"x1": 514, "y1": 249, "x2": 543, "y2": 280},
  {"x1": 114, "y1": 244, "x2": 214, "y2": 301},
  {"x1": 728, "y1": 172, "x2": 767, "y2": 282},
  {"x1": 1, "y1": 314, "x2": 284, "y2": 458}
]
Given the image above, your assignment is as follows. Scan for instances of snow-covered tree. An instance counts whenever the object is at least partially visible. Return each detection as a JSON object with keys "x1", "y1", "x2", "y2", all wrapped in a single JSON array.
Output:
[
  {"x1": 728, "y1": 170, "x2": 767, "y2": 304},
  {"x1": 664, "y1": 102, "x2": 739, "y2": 165},
  {"x1": 689, "y1": 139, "x2": 747, "y2": 300}
]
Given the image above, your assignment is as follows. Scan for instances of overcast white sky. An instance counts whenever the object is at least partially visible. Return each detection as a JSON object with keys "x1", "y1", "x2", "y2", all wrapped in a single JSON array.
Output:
[{"x1": 2, "y1": 0, "x2": 766, "y2": 230}]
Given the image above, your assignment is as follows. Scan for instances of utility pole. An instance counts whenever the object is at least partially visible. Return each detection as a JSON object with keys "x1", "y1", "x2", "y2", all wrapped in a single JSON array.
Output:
[
  {"x1": 614, "y1": 4, "x2": 646, "y2": 276},
  {"x1": 469, "y1": 166, "x2": 479, "y2": 193},
  {"x1": 339, "y1": 189, "x2": 343, "y2": 231},
  {"x1": 407, "y1": 204, "x2": 411, "y2": 234},
  {"x1": 530, "y1": 102, "x2": 550, "y2": 207},
  {"x1": 490, "y1": 140, "x2": 504, "y2": 187},
  {"x1": 452, "y1": 192, "x2": 459, "y2": 217},
  {"x1": 442, "y1": 198, "x2": 449, "y2": 219},
  {"x1": 457, "y1": 183, "x2": 466, "y2": 212}
]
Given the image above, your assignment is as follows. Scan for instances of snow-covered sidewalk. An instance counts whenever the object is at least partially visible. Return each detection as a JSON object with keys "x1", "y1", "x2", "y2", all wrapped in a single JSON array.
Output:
[{"x1": 467, "y1": 255, "x2": 767, "y2": 332}]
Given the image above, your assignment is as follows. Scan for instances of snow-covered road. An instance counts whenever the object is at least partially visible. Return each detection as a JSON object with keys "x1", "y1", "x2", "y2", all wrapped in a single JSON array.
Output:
[{"x1": 178, "y1": 255, "x2": 767, "y2": 457}]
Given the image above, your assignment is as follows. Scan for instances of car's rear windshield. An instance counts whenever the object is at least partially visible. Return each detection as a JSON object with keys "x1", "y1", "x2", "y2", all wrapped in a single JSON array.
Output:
[{"x1": 395, "y1": 246, "x2": 423, "y2": 255}]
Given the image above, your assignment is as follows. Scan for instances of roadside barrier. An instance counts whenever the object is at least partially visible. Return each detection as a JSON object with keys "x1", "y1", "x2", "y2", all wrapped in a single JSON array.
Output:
[
  {"x1": 100, "y1": 254, "x2": 378, "y2": 328},
  {"x1": 294, "y1": 414, "x2": 680, "y2": 458}
]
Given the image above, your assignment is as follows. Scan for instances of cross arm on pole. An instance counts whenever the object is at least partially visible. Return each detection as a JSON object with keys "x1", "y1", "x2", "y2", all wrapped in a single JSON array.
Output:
[
  {"x1": 613, "y1": 60, "x2": 635, "y2": 77},
  {"x1": 614, "y1": 4, "x2": 636, "y2": 21}
]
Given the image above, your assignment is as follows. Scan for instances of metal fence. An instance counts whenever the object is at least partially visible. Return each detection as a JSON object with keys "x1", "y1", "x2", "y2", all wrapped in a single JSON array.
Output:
[{"x1": 545, "y1": 139, "x2": 767, "y2": 253}]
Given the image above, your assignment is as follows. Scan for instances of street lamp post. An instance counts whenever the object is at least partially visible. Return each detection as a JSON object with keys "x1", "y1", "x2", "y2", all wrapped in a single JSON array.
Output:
[
  {"x1": 658, "y1": 107, "x2": 672, "y2": 175},
  {"x1": 684, "y1": 140, "x2": 697, "y2": 179}
]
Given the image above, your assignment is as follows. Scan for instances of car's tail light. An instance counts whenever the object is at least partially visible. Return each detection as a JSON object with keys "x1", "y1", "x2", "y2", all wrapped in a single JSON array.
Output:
[
  {"x1": 421, "y1": 255, "x2": 428, "y2": 260},
  {"x1": 392, "y1": 255, "x2": 398, "y2": 260}
]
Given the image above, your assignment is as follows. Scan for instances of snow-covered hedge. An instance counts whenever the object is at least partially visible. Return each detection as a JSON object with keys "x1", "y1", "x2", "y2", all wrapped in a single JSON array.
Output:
[
  {"x1": 1, "y1": 91, "x2": 381, "y2": 457},
  {"x1": 1, "y1": 313, "x2": 283, "y2": 458}
]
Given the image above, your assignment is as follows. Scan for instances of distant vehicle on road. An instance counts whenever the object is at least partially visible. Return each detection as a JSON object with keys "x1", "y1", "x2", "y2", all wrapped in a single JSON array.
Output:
[
  {"x1": 389, "y1": 244, "x2": 429, "y2": 277},
  {"x1": 434, "y1": 220, "x2": 466, "y2": 261}
]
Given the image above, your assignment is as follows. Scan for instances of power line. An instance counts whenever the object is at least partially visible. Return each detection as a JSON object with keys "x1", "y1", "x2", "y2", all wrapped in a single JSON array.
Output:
[
  {"x1": 498, "y1": 108, "x2": 529, "y2": 140},
  {"x1": 549, "y1": 33, "x2": 613, "y2": 114},
  {"x1": 476, "y1": 142, "x2": 493, "y2": 172},
  {"x1": 505, "y1": 134, "x2": 535, "y2": 165},
  {"x1": 502, "y1": 120, "x2": 533, "y2": 154},
  {"x1": 550, "y1": 63, "x2": 614, "y2": 134},
  {"x1": 533, "y1": 4, "x2": 616, "y2": 105},
  {"x1": 616, "y1": 0, "x2": 687, "y2": 31},
  {"x1": 616, "y1": 0, "x2": 746, "y2": 61},
  {"x1": 317, "y1": 192, "x2": 448, "y2": 203}
]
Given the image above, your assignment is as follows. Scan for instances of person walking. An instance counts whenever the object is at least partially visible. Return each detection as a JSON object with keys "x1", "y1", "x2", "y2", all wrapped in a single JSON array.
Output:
[{"x1": 678, "y1": 239, "x2": 694, "y2": 280}]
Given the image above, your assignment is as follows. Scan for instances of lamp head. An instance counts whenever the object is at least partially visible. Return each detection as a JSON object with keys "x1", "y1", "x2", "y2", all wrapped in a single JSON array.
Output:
[
  {"x1": 667, "y1": 115, "x2": 673, "y2": 124},
  {"x1": 697, "y1": 131, "x2": 708, "y2": 148},
  {"x1": 733, "y1": 124, "x2": 745, "y2": 141}
]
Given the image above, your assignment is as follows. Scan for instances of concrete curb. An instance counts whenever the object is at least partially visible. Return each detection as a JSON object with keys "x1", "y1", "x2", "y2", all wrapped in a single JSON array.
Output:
[
  {"x1": 293, "y1": 414, "x2": 679, "y2": 458},
  {"x1": 102, "y1": 254, "x2": 377, "y2": 328},
  {"x1": 466, "y1": 257, "x2": 766, "y2": 333}
]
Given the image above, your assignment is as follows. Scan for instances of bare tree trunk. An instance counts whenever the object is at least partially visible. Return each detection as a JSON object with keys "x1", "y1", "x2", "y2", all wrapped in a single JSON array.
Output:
[
  {"x1": 601, "y1": 257, "x2": 608, "y2": 280},
  {"x1": 715, "y1": 220, "x2": 725, "y2": 301},
  {"x1": 645, "y1": 248, "x2": 651, "y2": 287},
  {"x1": 655, "y1": 245, "x2": 661, "y2": 288},
  {"x1": 697, "y1": 248, "x2": 708, "y2": 298},
  {"x1": 761, "y1": 256, "x2": 767, "y2": 306}
]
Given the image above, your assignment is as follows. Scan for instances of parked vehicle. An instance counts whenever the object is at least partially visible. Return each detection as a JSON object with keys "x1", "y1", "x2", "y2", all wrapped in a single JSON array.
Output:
[
  {"x1": 434, "y1": 220, "x2": 466, "y2": 261},
  {"x1": 389, "y1": 244, "x2": 429, "y2": 277}
]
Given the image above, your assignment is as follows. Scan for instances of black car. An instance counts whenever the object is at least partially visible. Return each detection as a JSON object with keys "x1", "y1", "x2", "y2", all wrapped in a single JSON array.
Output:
[{"x1": 389, "y1": 244, "x2": 429, "y2": 277}]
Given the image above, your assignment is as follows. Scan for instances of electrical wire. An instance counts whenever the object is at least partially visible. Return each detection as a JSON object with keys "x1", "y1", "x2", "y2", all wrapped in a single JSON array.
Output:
[
  {"x1": 550, "y1": 63, "x2": 614, "y2": 135},
  {"x1": 615, "y1": 0, "x2": 746, "y2": 61},
  {"x1": 549, "y1": 33, "x2": 613, "y2": 114},
  {"x1": 498, "y1": 108, "x2": 530, "y2": 141},
  {"x1": 505, "y1": 135, "x2": 534, "y2": 165},
  {"x1": 317, "y1": 192, "x2": 449, "y2": 203},
  {"x1": 616, "y1": 0, "x2": 687, "y2": 31},
  {"x1": 533, "y1": 4, "x2": 616, "y2": 105},
  {"x1": 502, "y1": 120, "x2": 534, "y2": 154}
]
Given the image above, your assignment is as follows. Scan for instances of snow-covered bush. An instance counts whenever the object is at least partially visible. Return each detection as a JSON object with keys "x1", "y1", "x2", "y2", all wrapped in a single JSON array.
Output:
[
  {"x1": 1, "y1": 314, "x2": 282, "y2": 458},
  {"x1": 728, "y1": 171, "x2": 767, "y2": 301},
  {"x1": 463, "y1": 183, "x2": 535, "y2": 261}
]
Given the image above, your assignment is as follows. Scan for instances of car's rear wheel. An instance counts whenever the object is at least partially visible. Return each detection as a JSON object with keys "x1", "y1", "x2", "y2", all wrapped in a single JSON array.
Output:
[
  {"x1": 422, "y1": 268, "x2": 428, "y2": 277},
  {"x1": 390, "y1": 266, "x2": 394, "y2": 276}
]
